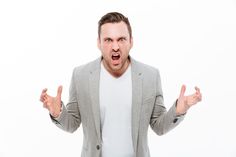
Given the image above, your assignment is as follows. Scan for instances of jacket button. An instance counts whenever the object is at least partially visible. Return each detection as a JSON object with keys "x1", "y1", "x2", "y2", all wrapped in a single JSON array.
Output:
[
  {"x1": 173, "y1": 118, "x2": 178, "y2": 123},
  {"x1": 96, "y1": 145, "x2": 100, "y2": 150}
]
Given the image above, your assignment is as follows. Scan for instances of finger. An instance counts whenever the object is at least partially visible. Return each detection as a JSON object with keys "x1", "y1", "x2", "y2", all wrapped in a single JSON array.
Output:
[
  {"x1": 43, "y1": 100, "x2": 48, "y2": 108},
  {"x1": 195, "y1": 86, "x2": 200, "y2": 91},
  {"x1": 195, "y1": 86, "x2": 201, "y2": 94},
  {"x1": 193, "y1": 93, "x2": 202, "y2": 102},
  {"x1": 40, "y1": 93, "x2": 46, "y2": 102},
  {"x1": 42, "y1": 88, "x2": 48, "y2": 94},
  {"x1": 195, "y1": 86, "x2": 202, "y2": 100},
  {"x1": 43, "y1": 98, "x2": 51, "y2": 109},
  {"x1": 40, "y1": 88, "x2": 48, "y2": 102},
  {"x1": 40, "y1": 93, "x2": 47, "y2": 100},
  {"x1": 40, "y1": 93, "x2": 48, "y2": 102},
  {"x1": 198, "y1": 93, "x2": 202, "y2": 101},
  {"x1": 57, "y1": 85, "x2": 63, "y2": 98},
  {"x1": 40, "y1": 96, "x2": 44, "y2": 102},
  {"x1": 179, "y1": 84, "x2": 186, "y2": 98}
]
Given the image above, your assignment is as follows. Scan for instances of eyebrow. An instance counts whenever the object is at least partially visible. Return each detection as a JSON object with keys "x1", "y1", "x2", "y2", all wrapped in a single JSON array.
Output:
[
  {"x1": 118, "y1": 37, "x2": 127, "y2": 40},
  {"x1": 103, "y1": 37, "x2": 112, "y2": 41},
  {"x1": 103, "y1": 36, "x2": 127, "y2": 41}
]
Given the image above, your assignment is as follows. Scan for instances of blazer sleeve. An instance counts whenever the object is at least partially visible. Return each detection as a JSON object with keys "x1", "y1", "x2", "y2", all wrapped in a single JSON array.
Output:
[
  {"x1": 50, "y1": 68, "x2": 81, "y2": 133},
  {"x1": 149, "y1": 70, "x2": 185, "y2": 135}
]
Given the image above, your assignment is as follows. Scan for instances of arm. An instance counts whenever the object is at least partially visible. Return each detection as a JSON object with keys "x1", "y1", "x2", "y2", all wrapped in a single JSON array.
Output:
[
  {"x1": 150, "y1": 95, "x2": 184, "y2": 135},
  {"x1": 40, "y1": 69, "x2": 81, "y2": 133},
  {"x1": 150, "y1": 71, "x2": 202, "y2": 135}
]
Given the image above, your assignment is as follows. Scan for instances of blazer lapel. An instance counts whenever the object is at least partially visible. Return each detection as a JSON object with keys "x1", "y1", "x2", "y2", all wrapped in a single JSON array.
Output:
[
  {"x1": 88, "y1": 57, "x2": 143, "y2": 149},
  {"x1": 131, "y1": 58, "x2": 143, "y2": 152},
  {"x1": 89, "y1": 58, "x2": 102, "y2": 141}
]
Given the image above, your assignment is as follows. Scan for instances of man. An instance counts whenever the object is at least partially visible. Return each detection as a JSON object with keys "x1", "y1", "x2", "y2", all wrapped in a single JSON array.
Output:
[{"x1": 40, "y1": 12, "x2": 202, "y2": 157}]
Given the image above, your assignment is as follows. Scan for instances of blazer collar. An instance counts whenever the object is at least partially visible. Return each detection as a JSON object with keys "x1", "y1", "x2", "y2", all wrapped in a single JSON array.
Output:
[{"x1": 130, "y1": 57, "x2": 143, "y2": 152}]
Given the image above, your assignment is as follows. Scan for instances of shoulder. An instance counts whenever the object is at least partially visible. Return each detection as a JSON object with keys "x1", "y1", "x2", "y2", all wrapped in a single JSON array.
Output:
[
  {"x1": 72, "y1": 57, "x2": 101, "y2": 77},
  {"x1": 131, "y1": 57, "x2": 160, "y2": 76},
  {"x1": 131, "y1": 58, "x2": 163, "y2": 95}
]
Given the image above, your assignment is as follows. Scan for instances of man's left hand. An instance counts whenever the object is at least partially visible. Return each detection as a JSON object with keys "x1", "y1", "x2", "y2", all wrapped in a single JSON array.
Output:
[{"x1": 176, "y1": 85, "x2": 202, "y2": 115}]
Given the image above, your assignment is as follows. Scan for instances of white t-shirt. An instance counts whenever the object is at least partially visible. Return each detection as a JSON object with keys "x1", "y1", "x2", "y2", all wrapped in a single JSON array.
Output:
[{"x1": 99, "y1": 62, "x2": 134, "y2": 157}]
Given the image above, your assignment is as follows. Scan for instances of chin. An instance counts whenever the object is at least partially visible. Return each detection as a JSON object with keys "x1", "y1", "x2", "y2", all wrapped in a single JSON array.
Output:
[
  {"x1": 109, "y1": 63, "x2": 122, "y2": 70},
  {"x1": 111, "y1": 65, "x2": 121, "y2": 71}
]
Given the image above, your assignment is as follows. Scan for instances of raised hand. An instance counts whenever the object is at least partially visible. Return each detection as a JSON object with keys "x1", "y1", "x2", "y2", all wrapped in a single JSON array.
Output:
[
  {"x1": 176, "y1": 85, "x2": 202, "y2": 115},
  {"x1": 40, "y1": 86, "x2": 63, "y2": 118}
]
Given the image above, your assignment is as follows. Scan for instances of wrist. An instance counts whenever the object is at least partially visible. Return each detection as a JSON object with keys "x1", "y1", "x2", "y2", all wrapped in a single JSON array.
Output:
[
  {"x1": 50, "y1": 104, "x2": 62, "y2": 118},
  {"x1": 176, "y1": 99, "x2": 189, "y2": 115},
  {"x1": 50, "y1": 111, "x2": 60, "y2": 118}
]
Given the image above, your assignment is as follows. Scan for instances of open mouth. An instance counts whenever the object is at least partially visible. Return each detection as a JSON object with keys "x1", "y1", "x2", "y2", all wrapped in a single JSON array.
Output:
[{"x1": 112, "y1": 54, "x2": 120, "y2": 60}]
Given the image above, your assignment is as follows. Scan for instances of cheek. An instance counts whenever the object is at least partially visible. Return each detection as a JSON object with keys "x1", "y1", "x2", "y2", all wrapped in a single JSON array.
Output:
[
  {"x1": 120, "y1": 44, "x2": 131, "y2": 52},
  {"x1": 100, "y1": 45, "x2": 112, "y2": 58},
  {"x1": 101, "y1": 44, "x2": 111, "y2": 51}
]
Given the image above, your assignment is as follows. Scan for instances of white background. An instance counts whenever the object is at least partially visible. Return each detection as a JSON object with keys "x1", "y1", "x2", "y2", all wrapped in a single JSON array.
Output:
[{"x1": 0, "y1": 0, "x2": 236, "y2": 156}]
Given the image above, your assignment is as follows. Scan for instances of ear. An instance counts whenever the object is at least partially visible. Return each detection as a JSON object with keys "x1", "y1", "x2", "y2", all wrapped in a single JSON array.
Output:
[
  {"x1": 130, "y1": 37, "x2": 133, "y2": 49},
  {"x1": 97, "y1": 37, "x2": 101, "y2": 50}
]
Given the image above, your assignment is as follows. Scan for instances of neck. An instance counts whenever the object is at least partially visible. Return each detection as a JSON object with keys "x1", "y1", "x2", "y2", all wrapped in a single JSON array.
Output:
[{"x1": 102, "y1": 58, "x2": 130, "y2": 78}]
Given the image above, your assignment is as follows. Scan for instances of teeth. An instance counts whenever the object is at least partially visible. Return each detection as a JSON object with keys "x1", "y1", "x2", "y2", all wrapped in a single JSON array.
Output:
[{"x1": 112, "y1": 54, "x2": 120, "y2": 57}]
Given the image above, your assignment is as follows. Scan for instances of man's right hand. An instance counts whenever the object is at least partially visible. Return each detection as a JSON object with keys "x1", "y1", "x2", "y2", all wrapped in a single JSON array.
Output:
[{"x1": 40, "y1": 86, "x2": 63, "y2": 118}]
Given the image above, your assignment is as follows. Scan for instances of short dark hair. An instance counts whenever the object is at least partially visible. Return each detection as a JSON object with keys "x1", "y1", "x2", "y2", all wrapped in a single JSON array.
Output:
[{"x1": 98, "y1": 12, "x2": 132, "y2": 39}]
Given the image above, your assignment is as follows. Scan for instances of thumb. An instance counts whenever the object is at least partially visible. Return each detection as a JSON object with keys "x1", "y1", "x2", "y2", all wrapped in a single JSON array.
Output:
[
  {"x1": 57, "y1": 85, "x2": 63, "y2": 99},
  {"x1": 179, "y1": 84, "x2": 186, "y2": 98}
]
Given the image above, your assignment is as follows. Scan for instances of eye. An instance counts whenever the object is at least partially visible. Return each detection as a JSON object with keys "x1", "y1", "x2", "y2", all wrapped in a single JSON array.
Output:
[
  {"x1": 119, "y1": 37, "x2": 126, "y2": 42},
  {"x1": 105, "y1": 38, "x2": 112, "y2": 42}
]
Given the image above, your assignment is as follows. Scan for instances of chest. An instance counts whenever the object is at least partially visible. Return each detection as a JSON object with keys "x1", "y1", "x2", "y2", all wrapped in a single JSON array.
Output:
[{"x1": 99, "y1": 65, "x2": 132, "y2": 115}]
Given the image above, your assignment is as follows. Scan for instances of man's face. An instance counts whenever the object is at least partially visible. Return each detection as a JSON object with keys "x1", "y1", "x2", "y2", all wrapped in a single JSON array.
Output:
[{"x1": 97, "y1": 21, "x2": 133, "y2": 75}]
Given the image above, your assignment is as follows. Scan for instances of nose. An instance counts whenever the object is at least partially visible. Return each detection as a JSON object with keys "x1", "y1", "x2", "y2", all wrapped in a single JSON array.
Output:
[{"x1": 112, "y1": 41, "x2": 119, "y2": 52}]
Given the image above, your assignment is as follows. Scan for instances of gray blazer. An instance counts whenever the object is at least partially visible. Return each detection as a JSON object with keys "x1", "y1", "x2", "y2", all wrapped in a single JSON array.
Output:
[{"x1": 51, "y1": 57, "x2": 184, "y2": 157}]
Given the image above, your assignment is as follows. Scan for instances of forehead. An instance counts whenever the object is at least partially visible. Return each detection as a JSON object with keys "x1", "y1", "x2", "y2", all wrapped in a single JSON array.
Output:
[{"x1": 100, "y1": 21, "x2": 129, "y2": 39}]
